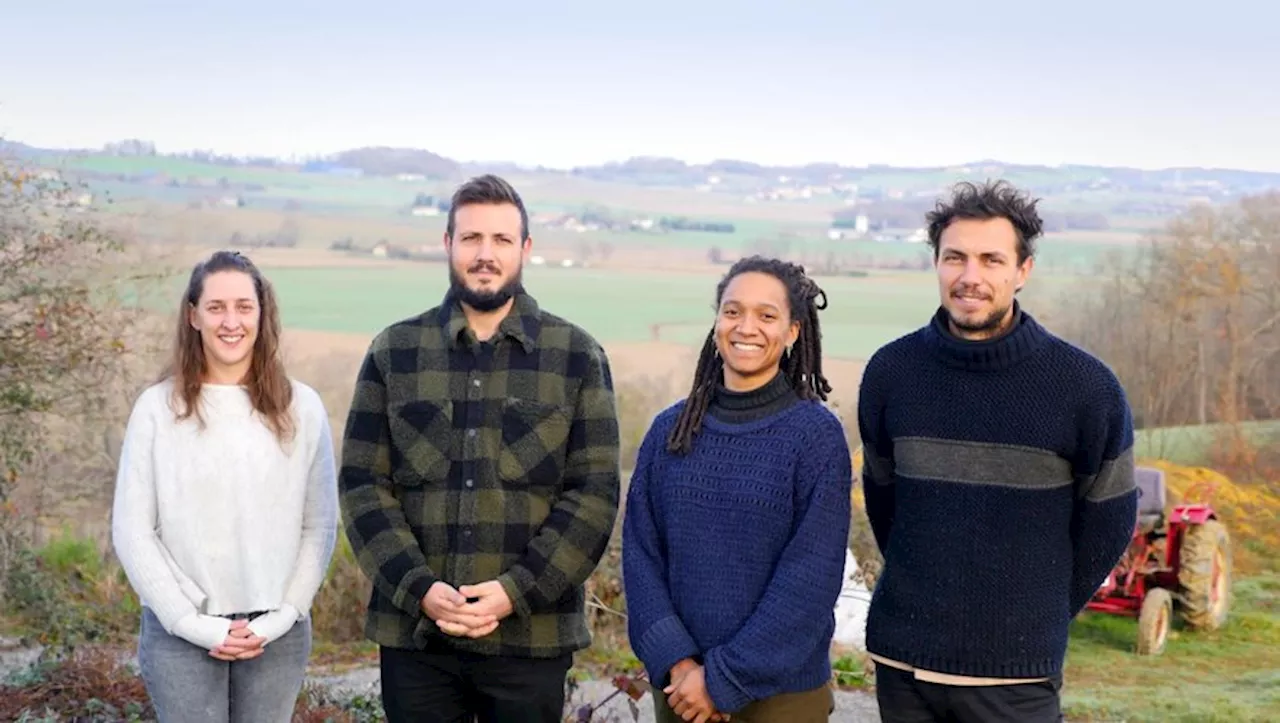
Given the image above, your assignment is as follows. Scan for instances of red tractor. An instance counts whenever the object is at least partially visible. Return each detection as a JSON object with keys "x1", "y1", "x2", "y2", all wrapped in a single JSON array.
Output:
[{"x1": 1084, "y1": 465, "x2": 1232, "y2": 655}]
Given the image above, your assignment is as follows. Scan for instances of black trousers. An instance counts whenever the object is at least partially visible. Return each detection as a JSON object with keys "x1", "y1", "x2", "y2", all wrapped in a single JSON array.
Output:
[
  {"x1": 874, "y1": 663, "x2": 1064, "y2": 723},
  {"x1": 379, "y1": 645, "x2": 573, "y2": 723}
]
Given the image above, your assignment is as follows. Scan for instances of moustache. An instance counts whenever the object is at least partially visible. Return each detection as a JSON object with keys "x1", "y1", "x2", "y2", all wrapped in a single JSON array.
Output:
[
  {"x1": 951, "y1": 285, "x2": 990, "y2": 299},
  {"x1": 469, "y1": 263, "x2": 500, "y2": 274}
]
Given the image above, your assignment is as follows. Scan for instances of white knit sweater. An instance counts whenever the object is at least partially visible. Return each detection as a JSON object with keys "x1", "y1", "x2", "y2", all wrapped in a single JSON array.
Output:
[{"x1": 111, "y1": 378, "x2": 338, "y2": 651}]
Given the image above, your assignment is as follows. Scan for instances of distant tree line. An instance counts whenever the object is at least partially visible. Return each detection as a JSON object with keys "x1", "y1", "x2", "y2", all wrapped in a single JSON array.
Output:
[
  {"x1": 331, "y1": 147, "x2": 460, "y2": 179},
  {"x1": 412, "y1": 193, "x2": 450, "y2": 211},
  {"x1": 659, "y1": 216, "x2": 734, "y2": 233},
  {"x1": 831, "y1": 203, "x2": 1110, "y2": 232},
  {"x1": 228, "y1": 218, "x2": 300, "y2": 249}
]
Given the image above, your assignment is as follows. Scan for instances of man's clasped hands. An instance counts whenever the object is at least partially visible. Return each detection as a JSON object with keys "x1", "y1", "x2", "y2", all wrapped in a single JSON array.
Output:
[{"x1": 421, "y1": 579, "x2": 515, "y2": 638}]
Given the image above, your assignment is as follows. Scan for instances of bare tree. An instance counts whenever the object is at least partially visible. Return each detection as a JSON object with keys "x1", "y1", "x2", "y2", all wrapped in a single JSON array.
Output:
[
  {"x1": 0, "y1": 154, "x2": 172, "y2": 529},
  {"x1": 1052, "y1": 192, "x2": 1280, "y2": 471}
]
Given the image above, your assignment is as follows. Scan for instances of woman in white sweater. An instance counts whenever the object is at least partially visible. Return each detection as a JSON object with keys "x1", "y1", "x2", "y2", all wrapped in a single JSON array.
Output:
[{"x1": 111, "y1": 250, "x2": 338, "y2": 723}]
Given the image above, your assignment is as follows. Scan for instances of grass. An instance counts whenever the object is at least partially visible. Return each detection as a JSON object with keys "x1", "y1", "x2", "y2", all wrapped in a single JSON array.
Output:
[
  {"x1": 1061, "y1": 574, "x2": 1280, "y2": 722},
  {"x1": 1136, "y1": 421, "x2": 1280, "y2": 467},
  {"x1": 141, "y1": 262, "x2": 949, "y2": 360}
]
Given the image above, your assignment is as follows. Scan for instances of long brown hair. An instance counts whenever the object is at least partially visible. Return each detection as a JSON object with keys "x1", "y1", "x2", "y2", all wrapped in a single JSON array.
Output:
[{"x1": 161, "y1": 250, "x2": 295, "y2": 444}]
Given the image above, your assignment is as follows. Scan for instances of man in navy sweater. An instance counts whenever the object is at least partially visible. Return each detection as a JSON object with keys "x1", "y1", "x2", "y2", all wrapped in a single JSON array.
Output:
[{"x1": 857, "y1": 180, "x2": 1138, "y2": 723}]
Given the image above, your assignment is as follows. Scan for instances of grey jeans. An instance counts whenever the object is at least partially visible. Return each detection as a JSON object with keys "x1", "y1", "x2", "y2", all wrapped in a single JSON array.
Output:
[{"x1": 137, "y1": 606, "x2": 312, "y2": 723}]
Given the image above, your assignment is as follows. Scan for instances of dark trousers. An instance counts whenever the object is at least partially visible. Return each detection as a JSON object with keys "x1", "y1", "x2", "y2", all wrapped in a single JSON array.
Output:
[
  {"x1": 874, "y1": 663, "x2": 1064, "y2": 723},
  {"x1": 379, "y1": 645, "x2": 573, "y2": 723}
]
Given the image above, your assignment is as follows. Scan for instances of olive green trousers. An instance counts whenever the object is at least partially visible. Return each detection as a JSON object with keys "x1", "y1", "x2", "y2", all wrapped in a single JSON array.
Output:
[{"x1": 652, "y1": 683, "x2": 835, "y2": 723}]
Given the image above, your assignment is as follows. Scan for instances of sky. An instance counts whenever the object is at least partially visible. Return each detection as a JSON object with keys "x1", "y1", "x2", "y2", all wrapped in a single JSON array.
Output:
[{"x1": 1, "y1": 0, "x2": 1276, "y2": 172}]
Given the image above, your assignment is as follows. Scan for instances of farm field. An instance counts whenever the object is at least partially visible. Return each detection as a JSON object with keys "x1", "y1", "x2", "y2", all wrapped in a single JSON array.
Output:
[
  {"x1": 127, "y1": 248, "x2": 1077, "y2": 365},
  {"x1": 149, "y1": 259, "x2": 952, "y2": 361}
]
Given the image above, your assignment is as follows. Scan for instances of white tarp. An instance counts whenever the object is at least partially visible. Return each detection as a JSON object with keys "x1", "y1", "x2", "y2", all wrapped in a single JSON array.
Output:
[{"x1": 832, "y1": 549, "x2": 871, "y2": 649}]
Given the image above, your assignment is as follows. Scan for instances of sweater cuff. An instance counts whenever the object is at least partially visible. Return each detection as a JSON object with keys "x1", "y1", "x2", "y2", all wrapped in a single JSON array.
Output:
[
  {"x1": 172, "y1": 613, "x2": 231, "y2": 651},
  {"x1": 246, "y1": 605, "x2": 300, "y2": 645},
  {"x1": 636, "y1": 615, "x2": 701, "y2": 688},
  {"x1": 497, "y1": 569, "x2": 534, "y2": 619},
  {"x1": 703, "y1": 647, "x2": 752, "y2": 714}
]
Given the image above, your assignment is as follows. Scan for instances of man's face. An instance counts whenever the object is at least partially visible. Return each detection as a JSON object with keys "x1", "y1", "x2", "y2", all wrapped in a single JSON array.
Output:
[
  {"x1": 935, "y1": 217, "x2": 1033, "y2": 339},
  {"x1": 444, "y1": 202, "x2": 530, "y2": 312}
]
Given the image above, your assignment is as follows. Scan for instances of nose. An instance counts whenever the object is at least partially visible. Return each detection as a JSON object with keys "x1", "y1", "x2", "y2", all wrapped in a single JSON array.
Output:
[
  {"x1": 958, "y1": 258, "x2": 983, "y2": 285},
  {"x1": 222, "y1": 308, "x2": 242, "y2": 330},
  {"x1": 475, "y1": 237, "x2": 496, "y2": 261},
  {"x1": 737, "y1": 313, "x2": 759, "y2": 335}
]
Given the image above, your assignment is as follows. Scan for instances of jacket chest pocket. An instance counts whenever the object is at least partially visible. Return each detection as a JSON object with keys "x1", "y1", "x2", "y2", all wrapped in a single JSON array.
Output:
[
  {"x1": 389, "y1": 400, "x2": 454, "y2": 486},
  {"x1": 498, "y1": 397, "x2": 571, "y2": 486}
]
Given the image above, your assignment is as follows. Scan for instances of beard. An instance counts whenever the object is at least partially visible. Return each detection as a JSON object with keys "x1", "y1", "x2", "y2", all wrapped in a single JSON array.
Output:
[
  {"x1": 948, "y1": 305, "x2": 1010, "y2": 334},
  {"x1": 448, "y1": 261, "x2": 524, "y2": 312}
]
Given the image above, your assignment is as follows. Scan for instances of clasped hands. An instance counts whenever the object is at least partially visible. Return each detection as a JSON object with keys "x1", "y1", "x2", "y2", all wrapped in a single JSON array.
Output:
[
  {"x1": 422, "y1": 580, "x2": 514, "y2": 638},
  {"x1": 208, "y1": 619, "x2": 266, "y2": 661},
  {"x1": 666, "y1": 658, "x2": 730, "y2": 723}
]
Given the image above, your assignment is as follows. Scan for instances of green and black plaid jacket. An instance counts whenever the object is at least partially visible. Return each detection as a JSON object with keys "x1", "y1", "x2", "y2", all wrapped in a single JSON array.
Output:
[{"x1": 337, "y1": 291, "x2": 621, "y2": 658}]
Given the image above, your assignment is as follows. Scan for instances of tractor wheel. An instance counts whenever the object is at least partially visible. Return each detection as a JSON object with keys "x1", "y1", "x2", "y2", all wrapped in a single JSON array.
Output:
[
  {"x1": 1136, "y1": 587, "x2": 1173, "y2": 655},
  {"x1": 1177, "y1": 519, "x2": 1232, "y2": 630}
]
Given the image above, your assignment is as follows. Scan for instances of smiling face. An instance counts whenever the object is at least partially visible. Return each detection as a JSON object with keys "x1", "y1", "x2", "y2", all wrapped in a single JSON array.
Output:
[
  {"x1": 714, "y1": 271, "x2": 800, "y2": 391},
  {"x1": 444, "y1": 201, "x2": 530, "y2": 313},
  {"x1": 188, "y1": 270, "x2": 260, "y2": 383},
  {"x1": 935, "y1": 217, "x2": 1034, "y2": 340}
]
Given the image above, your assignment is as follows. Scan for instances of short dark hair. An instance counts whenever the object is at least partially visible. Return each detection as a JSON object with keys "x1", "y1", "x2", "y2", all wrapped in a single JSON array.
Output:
[
  {"x1": 446, "y1": 174, "x2": 529, "y2": 241},
  {"x1": 926, "y1": 180, "x2": 1043, "y2": 264},
  {"x1": 666, "y1": 255, "x2": 832, "y2": 455}
]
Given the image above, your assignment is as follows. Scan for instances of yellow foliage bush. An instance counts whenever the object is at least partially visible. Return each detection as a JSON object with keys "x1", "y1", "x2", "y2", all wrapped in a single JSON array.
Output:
[{"x1": 1140, "y1": 458, "x2": 1280, "y2": 574}]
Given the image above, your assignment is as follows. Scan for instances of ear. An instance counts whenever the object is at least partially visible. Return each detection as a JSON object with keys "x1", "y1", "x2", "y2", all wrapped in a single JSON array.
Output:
[
  {"x1": 522, "y1": 235, "x2": 533, "y2": 260},
  {"x1": 787, "y1": 320, "x2": 800, "y2": 347},
  {"x1": 1015, "y1": 256, "x2": 1035, "y2": 292},
  {"x1": 187, "y1": 304, "x2": 199, "y2": 330},
  {"x1": 442, "y1": 232, "x2": 452, "y2": 253}
]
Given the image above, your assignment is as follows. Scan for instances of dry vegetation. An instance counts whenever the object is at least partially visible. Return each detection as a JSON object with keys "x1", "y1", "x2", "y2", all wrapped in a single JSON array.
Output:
[{"x1": 1047, "y1": 191, "x2": 1280, "y2": 477}]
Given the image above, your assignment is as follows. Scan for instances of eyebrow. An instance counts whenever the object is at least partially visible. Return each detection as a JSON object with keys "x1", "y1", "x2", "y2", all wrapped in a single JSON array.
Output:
[
  {"x1": 943, "y1": 248, "x2": 1007, "y2": 258},
  {"x1": 723, "y1": 299, "x2": 782, "y2": 311}
]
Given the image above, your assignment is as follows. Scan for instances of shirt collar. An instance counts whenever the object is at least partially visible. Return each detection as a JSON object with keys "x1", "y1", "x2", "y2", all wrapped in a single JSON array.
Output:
[{"x1": 438, "y1": 289, "x2": 541, "y2": 354}]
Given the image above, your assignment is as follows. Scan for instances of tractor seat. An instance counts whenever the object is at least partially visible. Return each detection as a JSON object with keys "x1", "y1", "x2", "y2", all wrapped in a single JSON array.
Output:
[{"x1": 1135, "y1": 466, "x2": 1166, "y2": 532}]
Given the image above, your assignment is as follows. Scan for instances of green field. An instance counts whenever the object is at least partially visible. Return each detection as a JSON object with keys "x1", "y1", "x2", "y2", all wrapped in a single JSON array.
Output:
[
  {"x1": 1136, "y1": 421, "x2": 1280, "y2": 466},
  {"x1": 249, "y1": 264, "x2": 947, "y2": 360},
  {"x1": 1062, "y1": 575, "x2": 1280, "y2": 722}
]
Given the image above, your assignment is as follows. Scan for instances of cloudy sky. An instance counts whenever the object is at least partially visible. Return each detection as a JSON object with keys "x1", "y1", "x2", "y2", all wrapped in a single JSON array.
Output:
[{"x1": 1, "y1": 0, "x2": 1274, "y2": 171}]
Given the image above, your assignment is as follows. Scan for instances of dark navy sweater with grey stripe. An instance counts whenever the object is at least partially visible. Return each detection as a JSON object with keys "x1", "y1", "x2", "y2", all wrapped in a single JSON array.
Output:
[{"x1": 856, "y1": 304, "x2": 1138, "y2": 679}]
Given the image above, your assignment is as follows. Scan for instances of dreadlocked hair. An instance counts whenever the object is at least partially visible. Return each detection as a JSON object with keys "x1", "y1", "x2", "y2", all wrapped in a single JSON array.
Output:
[{"x1": 665, "y1": 255, "x2": 831, "y2": 455}]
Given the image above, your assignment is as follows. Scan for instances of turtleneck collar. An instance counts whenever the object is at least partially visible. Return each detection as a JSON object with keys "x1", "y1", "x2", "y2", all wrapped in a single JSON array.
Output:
[
  {"x1": 708, "y1": 368, "x2": 798, "y2": 423},
  {"x1": 923, "y1": 301, "x2": 1049, "y2": 372}
]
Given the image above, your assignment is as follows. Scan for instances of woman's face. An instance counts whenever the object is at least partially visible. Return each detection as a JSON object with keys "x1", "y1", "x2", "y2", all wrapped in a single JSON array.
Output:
[
  {"x1": 189, "y1": 270, "x2": 260, "y2": 381},
  {"x1": 714, "y1": 271, "x2": 799, "y2": 391}
]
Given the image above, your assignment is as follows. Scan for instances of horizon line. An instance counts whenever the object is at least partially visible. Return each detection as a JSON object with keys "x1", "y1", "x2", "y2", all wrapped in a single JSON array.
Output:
[{"x1": 4, "y1": 135, "x2": 1280, "y2": 177}]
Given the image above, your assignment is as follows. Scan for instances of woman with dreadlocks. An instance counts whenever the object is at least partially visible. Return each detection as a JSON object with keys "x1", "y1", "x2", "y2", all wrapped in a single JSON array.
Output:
[{"x1": 622, "y1": 256, "x2": 853, "y2": 723}]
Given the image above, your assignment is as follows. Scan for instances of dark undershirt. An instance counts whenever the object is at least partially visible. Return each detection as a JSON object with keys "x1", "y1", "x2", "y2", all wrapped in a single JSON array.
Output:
[{"x1": 707, "y1": 369, "x2": 798, "y2": 424}]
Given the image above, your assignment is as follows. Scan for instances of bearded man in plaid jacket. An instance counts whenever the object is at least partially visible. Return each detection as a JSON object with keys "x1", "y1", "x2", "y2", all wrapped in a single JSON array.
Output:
[{"x1": 338, "y1": 174, "x2": 621, "y2": 723}]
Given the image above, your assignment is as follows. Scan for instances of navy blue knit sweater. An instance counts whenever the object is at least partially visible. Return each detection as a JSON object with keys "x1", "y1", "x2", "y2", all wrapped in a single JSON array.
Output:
[
  {"x1": 622, "y1": 395, "x2": 852, "y2": 713},
  {"x1": 857, "y1": 305, "x2": 1138, "y2": 679}
]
